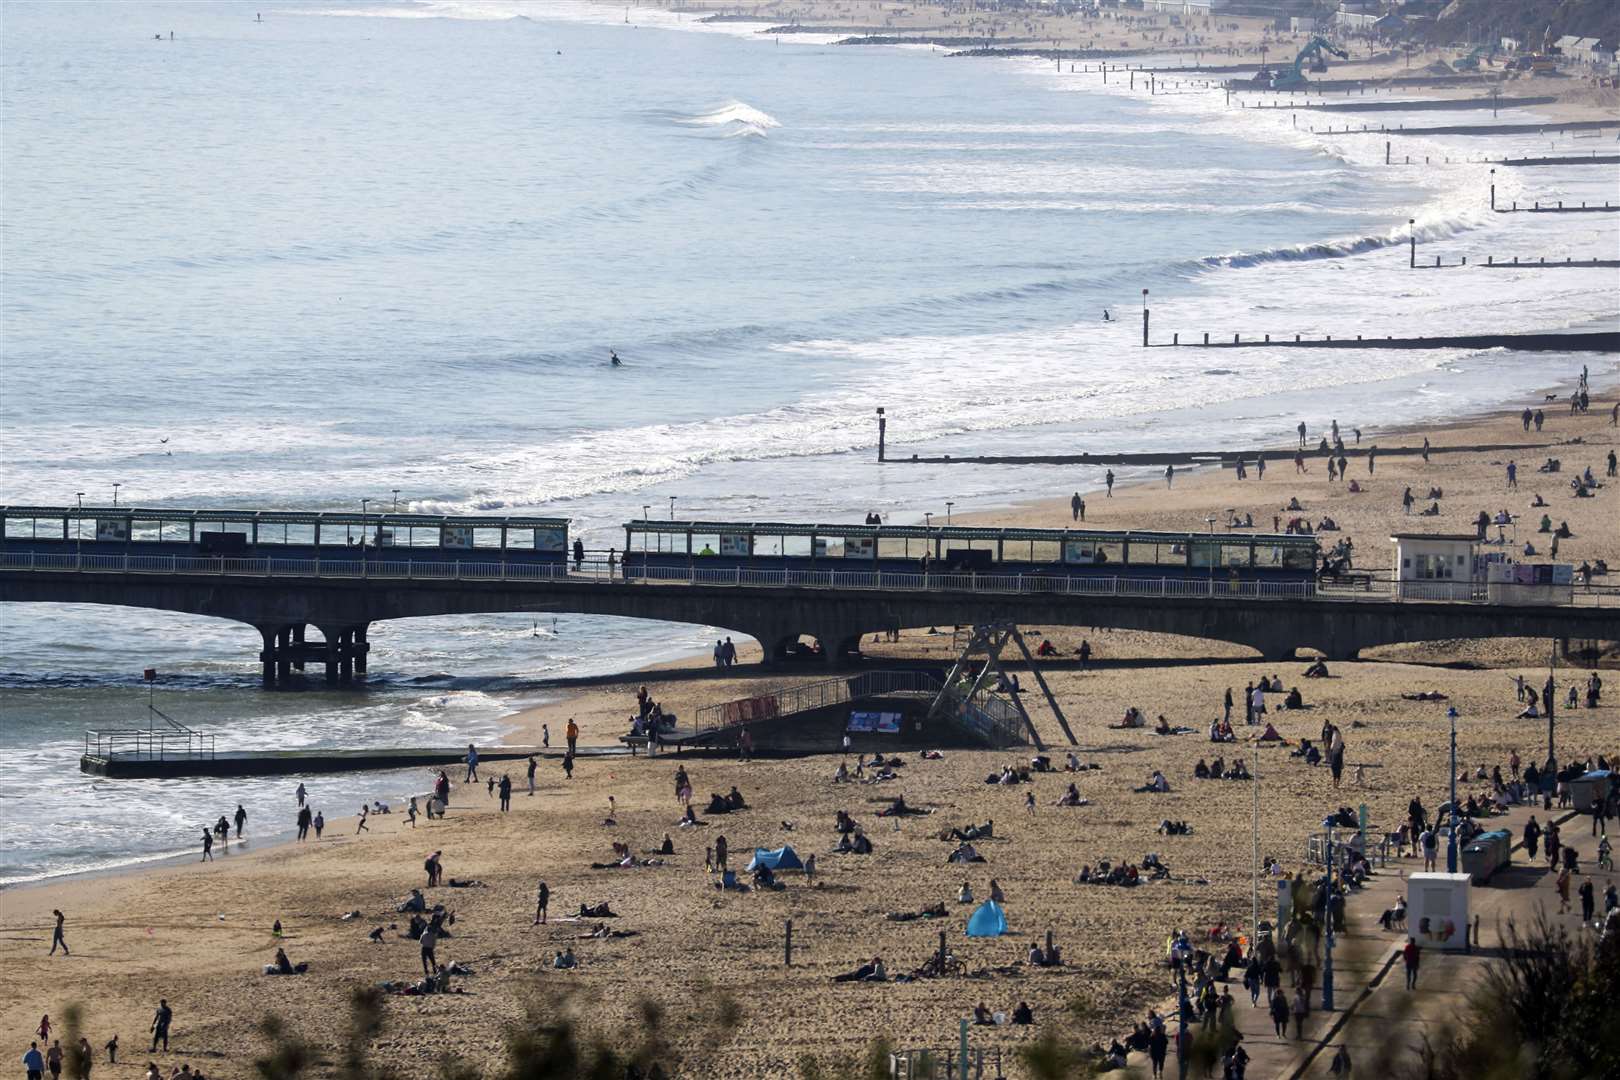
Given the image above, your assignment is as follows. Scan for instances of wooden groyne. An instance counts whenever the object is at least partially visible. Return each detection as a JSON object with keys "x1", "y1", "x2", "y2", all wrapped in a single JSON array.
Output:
[
  {"x1": 1500, "y1": 154, "x2": 1620, "y2": 167},
  {"x1": 884, "y1": 440, "x2": 1555, "y2": 469},
  {"x1": 1251, "y1": 96, "x2": 1556, "y2": 112},
  {"x1": 1152, "y1": 331, "x2": 1619, "y2": 352}
]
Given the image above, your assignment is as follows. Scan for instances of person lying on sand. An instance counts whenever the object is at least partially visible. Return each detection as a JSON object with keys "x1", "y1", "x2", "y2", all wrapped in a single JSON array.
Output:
[
  {"x1": 877, "y1": 796, "x2": 931, "y2": 817},
  {"x1": 832, "y1": 956, "x2": 887, "y2": 983},
  {"x1": 886, "y1": 902, "x2": 949, "y2": 922},
  {"x1": 576, "y1": 902, "x2": 617, "y2": 918},
  {"x1": 1401, "y1": 691, "x2": 1448, "y2": 701}
]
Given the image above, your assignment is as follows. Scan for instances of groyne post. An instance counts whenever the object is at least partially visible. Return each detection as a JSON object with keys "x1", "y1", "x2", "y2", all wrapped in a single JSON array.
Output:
[
  {"x1": 876, "y1": 407, "x2": 886, "y2": 462},
  {"x1": 1489, "y1": 168, "x2": 1495, "y2": 210},
  {"x1": 1409, "y1": 218, "x2": 1416, "y2": 268},
  {"x1": 1142, "y1": 289, "x2": 1150, "y2": 347}
]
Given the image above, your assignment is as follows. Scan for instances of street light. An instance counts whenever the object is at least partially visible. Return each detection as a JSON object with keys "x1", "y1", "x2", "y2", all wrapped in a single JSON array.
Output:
[
  {"x1": 361, "y1": 498, "x2": 370, "y2": 546},
  {"x1": 112, "y1": 482, "x2": 121, "y2": 506},
  {"x1": 642, "y1": 505, "x2": 651, "y2": 554},
  {"x1": 1322, "y1": 818, "x2": 1336, "y2": 1011},
  {"x1": 945, "y1": 501, "x2": 954, "y2": 524},
  {"x1": 669, "y1": 496, "x2": 677, "y2": 520},
  {"x1": 1447, "y1": 705, "x2": 1460, "y2": 873},
  {"x1": 924, "y1": 512, "x2": 932, "y2": 528},
  {"x1": 392, "y1": 488, "x2": 401, "y2": 511},
  {"x1": 76, "y1": 492, "x2": 84, "y2": 508}
]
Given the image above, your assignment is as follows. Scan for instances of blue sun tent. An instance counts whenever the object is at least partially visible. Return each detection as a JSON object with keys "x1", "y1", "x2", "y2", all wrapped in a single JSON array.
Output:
[
  {"x1": 966, "y1": 899, "x2": 1007, "y2": 937},
  {"x1": 746, "y1": 845, "x2": 805, "y2": 872}
]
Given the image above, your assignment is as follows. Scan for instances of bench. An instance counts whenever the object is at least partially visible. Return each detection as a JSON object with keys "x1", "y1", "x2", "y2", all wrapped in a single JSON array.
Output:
[
  {"x1": 1319, "y1": 571, "x2": 1375, "y2": 592},
  {"x1": 618, "y1": 735, "x2": 650, "y2": 756}
]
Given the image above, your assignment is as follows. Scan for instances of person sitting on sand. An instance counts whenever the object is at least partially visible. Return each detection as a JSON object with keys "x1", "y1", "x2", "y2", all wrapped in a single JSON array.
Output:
[
  {"x1": 958, "y1": 880, "x2": 973, "y2": 904},
  {"x1": 1285, "y1": 687, "x2": 1304, "y2": 710},
  {"x1": 833, "y1": 762, "x2": 850, "y2": 783},
  {"x1": 724, "y1": 786, "x2": 747, "y2": 811},
  {"x1": 1155, "y1": 714, "x2": 1174, "y2": 735},
  {"x1": 973, "y1": 1002, "x2": 993, "y2": 1025},
  {"x1": 1011, "y1": 1002, "x2": 1033, "y2": 1025},
  {"x1": 947, "y1": 842, "x2": 982, "y2": 864},
  {"x1": 1195, "y1": 758, "x2": 1211, "y2": 780},
  {"x1": 1304, "y1": 660, "x2": 1329, "y2": 679},
  {"x1": 1065, "y1": 751, "x2": 1082, "y2": 772},
  {"x1": 1056, "y1": 783, "x2": 1084, "y2": 807},
  {"x1": 264, "y1": 947, "x2": 307, "y2": 976},
  {"x1": 989, "y1": 879, "x2": 1006, "y2": 903},
  {"x1": 833, "y1": 956, "x2": 884, "y2": 983},
  {"x1": 1134, "y1": 771, "x2": 1171, "y2": 794},
  {"x1": 553, "y1": 949, "x2": 577, "y2": 969},
  {"x1": 1258, "y1": 722, "x2": 1283, "y2": 742}
]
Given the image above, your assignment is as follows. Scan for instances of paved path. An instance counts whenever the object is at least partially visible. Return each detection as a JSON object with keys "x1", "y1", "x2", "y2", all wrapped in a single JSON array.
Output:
[{"x1": 1128, "y1": 796, "x2": 1614, "y2": 1078}]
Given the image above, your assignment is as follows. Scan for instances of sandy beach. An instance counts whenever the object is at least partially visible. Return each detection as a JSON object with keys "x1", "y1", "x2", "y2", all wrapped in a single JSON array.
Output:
[{"x1": 5, "y1": 382, "x2": 1616, "y2": 1076}]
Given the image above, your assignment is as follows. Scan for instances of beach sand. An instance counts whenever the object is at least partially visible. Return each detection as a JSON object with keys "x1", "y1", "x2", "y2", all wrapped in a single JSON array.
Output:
[{"x1": 5, "y1": 388, "x2": 1615, "y2": 1077}]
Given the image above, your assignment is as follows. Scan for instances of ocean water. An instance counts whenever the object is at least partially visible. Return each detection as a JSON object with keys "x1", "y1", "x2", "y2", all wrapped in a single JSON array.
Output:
[{"x1": 1, "y1": 0, "x2": 1615, "y2": 883}]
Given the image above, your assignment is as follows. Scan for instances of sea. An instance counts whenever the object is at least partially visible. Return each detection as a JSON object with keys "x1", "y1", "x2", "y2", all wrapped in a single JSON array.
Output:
[{"x1": 2, "y1": 0, "x2": 1616, "y2": 884}]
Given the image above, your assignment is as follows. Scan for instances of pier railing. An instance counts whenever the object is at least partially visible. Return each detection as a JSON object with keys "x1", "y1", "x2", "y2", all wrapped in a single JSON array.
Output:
[
  {"x1": 693, "y1": 669, "x2": 944, "y2": 735},
  {"x1": 3, "y1": 551, "x2": 1613, "y2": 607}
]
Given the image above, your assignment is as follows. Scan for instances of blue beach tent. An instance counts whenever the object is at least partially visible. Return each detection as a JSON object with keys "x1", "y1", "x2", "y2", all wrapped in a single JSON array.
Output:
[
  {"x1": 966, "y1": 899, "x2": 1007, "y2": 937},
  {"x1": 746, "y1": 845, "x2": 805, "y2": 872}
]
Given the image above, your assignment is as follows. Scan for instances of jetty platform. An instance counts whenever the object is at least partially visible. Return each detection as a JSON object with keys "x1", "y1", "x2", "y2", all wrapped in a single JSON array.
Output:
[{"x1": 78, "y1": 744, "x2": 623, "y2": 779}]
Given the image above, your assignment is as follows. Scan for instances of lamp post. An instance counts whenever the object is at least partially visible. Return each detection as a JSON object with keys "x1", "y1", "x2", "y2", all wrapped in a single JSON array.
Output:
[
  {"x1": 360, "y1": 498, "x2": 370, "y2": 544},
  {"x1": 642, "y1": 506, "x2": 651, "y2": 554},
  {"x1": 76, "y1": 492, "x2": 84, "y2": 508},
  {"x1": 924, "y1": 512, "x2": 932, "y2": 529},
  {"x1": 112, "y1": 482, "x2": 121, "y2": 506},
  {"x1": 669, "y1": 496, "x2": 677, "y2": 521},
  {"x1": 1447, "y1": 705, "x2": 1459, "y2": 873},
  {"x1": 945, "y1": 501, "x2": 954, "y2": 525},
  {"x1": 75, "y1": 492, "x2": 85, "y2": 563},
  {"x1": 392, "y1": 488, "x2": 401, "y2": 511},
  {"x1": 1322, "y1": 818, "x2": 1335, "y2": 1011},
  {"x1": 1176, "y1": 963, "x2": 1191, "y2": 1079}
]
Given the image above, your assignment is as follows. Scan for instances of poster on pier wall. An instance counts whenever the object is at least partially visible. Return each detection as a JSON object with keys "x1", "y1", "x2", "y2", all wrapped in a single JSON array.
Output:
[
  {"x1": 1063, "y1": 540, "x2": 1095, "y2": 564},
  {"x1": 441, "y1": 526, "x2": 473, "y2": 550},
  {"x1": 534, "y1": 526, "x2": 567, "y2": 553},
  {"x1": 95, "y1": 519, "x2": 129, "y2": 542},
  {"x1": 845, "y1": 536, "x2": 875, "y2": 559},
  {"x1": 848, "y1": 711, "x2": 901, "y2": 734},
  {"x1": 720, "y1": 534, "x2": 749, "y2": 557}
]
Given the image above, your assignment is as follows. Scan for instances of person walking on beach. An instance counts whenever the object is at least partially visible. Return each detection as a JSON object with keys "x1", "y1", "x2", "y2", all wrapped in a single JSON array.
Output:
[
  {"x1": 45, "y1": 1043, "x2": 61, "y2": 1080},
  {"x1": 1402, "y1": 938, "x2": 1420, "y2": 989},
  {"x1": 1147, "y1": 1023, "x2": 1168, "y2": 1077},
  {"x1": 527, "y1": 755, "x2": 537, "y2": 796},
  {"x1": 49, "y1": 910, "x2": 68, "y2": 956},
  {"x1": 149, "y1": 1001, "x2": 171, "y2": 1053},
  {"x1": 1071, "y1": 492, "x2": 1083, "y2": 522},
  {"x1": 356, "y1": 806, "x2": 369, "y2": 834},
  {"x1": 1078, "y1": 640, "x2": 1091, "y2": 669},
  {"x1": 1223, "y1": 687, "x2": 1233, "y2": 725},
  {"x1": 1523, "y1": 816, "x2": 1541, "y2": 860},
  {"x1": 533, "y1": 880, "x2": 550, "y2": 925},
  {"x1": 565, "y1": 719, "x2": 579, "y2": 755},
  {"x1": 714, "y1": 834, "x2": 728, "y2": 873},
  {"x1": 406, "y1": 798, "x2": 418, "y2": 828},
  {"x1": 1506, "y1": 461, "x2": 1517, "y2": 490},
  {"x1": 1534, "y1": 409, "x2": 1544, "y2": 432},
  {"x1": 1164, "y1": 464, "x2": 1174, "y2": 488},
  {"x1": 232, "y1": 804, "x2": 247, "y2": 839},
  {"x1": 1579, "y1": 878, "x2": 1595, "y2": 922},
  {"x1": 1521, "y1": 407, "x2": 1533, "y2": 432},
  {"x1": 24, "y1": 1043, "x2": 45, "y2": 1080},
  {"x1": 542, "y1": 723, "x2": 550, "y2": 749},
  {"x1": 313, "y1": 810, "x2": 325, "y2": 838},
  {"x1": 1104, "y1": 470, "x2": 1115, "y2": 497},
  {"x1": 37, "y1": 1018, "x2": 52, "y2": 1044},
  {"x1": 296, "y1": 805, "x2": 311, "y2": 841},
  {"x1": 498, "y1": 773, "x2": 512, "y2": 812},
  {"x1": 1297, "y1": 421, "x2": 1307, "y2": 449},
  {"x1": 1366, "y1": 446, "x2": 1376, "y2": 474},
  {"x1": 1421, "y1": 436, "x2": 1429, "y2": 463},
  {"x1": 199, "y1": 828, "x2": 213, "y2": 862},
  {"x1": 425, "y1": 850, "x2": 442, "y2": 887},
  {"x1": 1556, "y1": 867, "x2": 1572, "y2": 914},
  {"x1": 100, "y1": 1038, "x2": 114, "y2": 1067},
  {"x1": 295, "y1": 782, "x2": 306, "y2": 808},
  {"x1": 1419, "y1": 826, "x2": 1437, "y2": 872},
  {"x1": 419, "y1": 923, "x2": 438, "y2": 977},
  {"x1": 562, "y1": 751, "x2": 574, "y2": 779},
  {"x1": 465, "y1": 744, "x2": 479, "y2": 783}
]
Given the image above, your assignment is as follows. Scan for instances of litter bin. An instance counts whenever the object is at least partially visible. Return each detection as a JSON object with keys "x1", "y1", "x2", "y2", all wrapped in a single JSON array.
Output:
[
  {"x1": 1460, "y1": 829, "x2": 1512, "y2": 884},
  {"x1": 1569, "y1": 770, "x2": 1612, "y2": 813}
]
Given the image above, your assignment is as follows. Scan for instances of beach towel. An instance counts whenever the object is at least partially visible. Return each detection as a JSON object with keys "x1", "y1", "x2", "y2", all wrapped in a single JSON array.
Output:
[{"x1": 966, "y1": 900, "x2": 1008, "y2": 937}]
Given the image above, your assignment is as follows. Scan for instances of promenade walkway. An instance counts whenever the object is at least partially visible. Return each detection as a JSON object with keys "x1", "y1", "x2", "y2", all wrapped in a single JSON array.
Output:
[{"x1": 1137, "y1": 797, "x2": 1611, "y2": 1078}]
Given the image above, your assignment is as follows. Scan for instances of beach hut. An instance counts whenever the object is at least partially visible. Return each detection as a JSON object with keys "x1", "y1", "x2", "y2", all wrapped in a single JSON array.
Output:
[
  {"x1": 966, "y1": 900, "x2": 1008, "y2": 937},
  {"x1": 745, "y1": 845, "x2": 804, "y2": 872}
]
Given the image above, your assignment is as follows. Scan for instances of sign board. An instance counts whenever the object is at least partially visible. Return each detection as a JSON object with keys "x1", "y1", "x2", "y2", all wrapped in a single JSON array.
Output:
[
  {"x1": 1063, "y1": 540, "x2": 1095, "y2": 564},
  {"x1": 96, "y1": 518, "x2": 129, "y2": 542},
  {"x1": 534, "y1": 526, "x2": 567, "y2": 553},
  {"x1": 845, "y1": 536, "x2": 875, "y2": 559},
  {"x1": 719, "y1": 534, "x2": 750, "y2": 557},
  {"x1": 813, "y1": 537, "x2": 829, "y2": 557},
  {"x1": 441, "y1": 525, "x2": 474, "y2": 550},
  {"x1": 848, "y1": 710, "x2": 902, "y2": 734}
]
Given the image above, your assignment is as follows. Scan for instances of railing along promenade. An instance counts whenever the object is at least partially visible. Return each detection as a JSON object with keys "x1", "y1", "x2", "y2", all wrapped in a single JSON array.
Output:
[{"x1": 3, "y1": 550, "x2": 1614, "y2": 607}]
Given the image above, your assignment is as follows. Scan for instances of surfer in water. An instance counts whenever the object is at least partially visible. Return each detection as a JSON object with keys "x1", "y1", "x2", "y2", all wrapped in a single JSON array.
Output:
[
  {"x1": 610, "y1": 350, "x2": 622, "y2": 367},
  {"x1": 1102, "y1": 309, "x2": 1112, "y2": 322}
]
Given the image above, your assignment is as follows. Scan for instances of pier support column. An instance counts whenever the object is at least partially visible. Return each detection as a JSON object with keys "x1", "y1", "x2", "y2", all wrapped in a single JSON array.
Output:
[
  {"x1": 259, "y1": 626, "x2": 276, "y2": 689},
  {"x1": 275, "y1": 626, "x2": 292, "y2": 683},
  {"x1": 323, "y1": 627, "x2": 340, "y2": 686},
  {"x1": 339, "y1": 628, "x2": 354, "y2": 683},
  {"x1": 292, "y1": 624, "x2": 306, "y2": 671},
  {"x1": 355, "y1": 624, "x2": 369, "y2": 676}
]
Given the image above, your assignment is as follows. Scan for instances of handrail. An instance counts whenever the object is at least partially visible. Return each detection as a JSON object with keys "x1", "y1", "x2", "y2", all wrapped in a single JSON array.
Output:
[
  {"x1": 84, "y1": 728, "x2": 216, "y2": 761},
  {"x1": 2, "y1": 551, "x2": 1612, "y2": 607}
]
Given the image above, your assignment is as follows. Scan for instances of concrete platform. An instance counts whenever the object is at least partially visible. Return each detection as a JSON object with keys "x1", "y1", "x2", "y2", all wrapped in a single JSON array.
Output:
[{"x1": 80, "y1": 745, "x2": 621, "y2": 779}]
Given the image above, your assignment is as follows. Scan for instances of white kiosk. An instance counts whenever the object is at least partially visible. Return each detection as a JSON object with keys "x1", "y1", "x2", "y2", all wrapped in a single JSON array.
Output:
[{"x1": 1406, "y1": 871, "x2": 1471, "y2": 951}]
